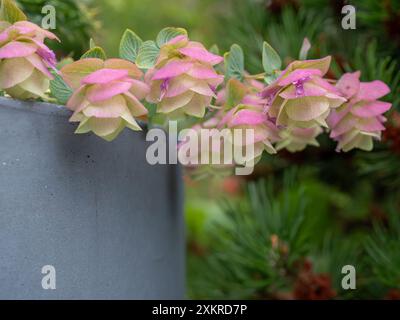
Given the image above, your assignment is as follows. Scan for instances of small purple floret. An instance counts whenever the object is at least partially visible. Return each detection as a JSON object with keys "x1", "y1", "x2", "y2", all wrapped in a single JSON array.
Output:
[
  {"x1": 159, "y1": 78, "x2": 170, "y2": 101},
  {"x1": 293, "y1": 76, "x2": 310, "y2": 97}
]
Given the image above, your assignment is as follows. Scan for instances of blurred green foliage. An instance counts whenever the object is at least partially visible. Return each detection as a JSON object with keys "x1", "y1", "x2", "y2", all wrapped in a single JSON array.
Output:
[
  {"x1": 95, "y1": 0, "x2": 224, "y2": 57},
  {"x1": 16, "y1": 0, "x2": 99, "y2": 59}
]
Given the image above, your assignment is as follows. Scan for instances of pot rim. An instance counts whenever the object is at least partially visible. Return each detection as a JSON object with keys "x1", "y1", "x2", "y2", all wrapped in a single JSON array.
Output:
[
  {"x1": 0, "y1": 96, "x2": 71, "y2": 118},
  {"x1": 0, "y1": 96, "x2": 149, "y2": 130}
]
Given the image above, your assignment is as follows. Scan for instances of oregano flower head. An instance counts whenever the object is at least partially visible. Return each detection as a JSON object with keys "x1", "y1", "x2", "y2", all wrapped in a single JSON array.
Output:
[
  {"x1": 0, "y1": 21, "x2": 58, "y2": 99},
  {"x1": 328, "y1": 71, "x2": 391, "y2": 152},
  {"x1": 61, "y1": 58, "x2": 149, "y2": 141},
  {"x1": 145, "y1": 34, "x2": 224, "y2": 119},
  {"x1": 264, "y1": 57, "x2": 347, "y2": 152}
]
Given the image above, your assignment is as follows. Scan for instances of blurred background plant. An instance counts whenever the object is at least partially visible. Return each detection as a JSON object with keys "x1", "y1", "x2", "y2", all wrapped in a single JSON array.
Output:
[
  {"x1": 16, "y1": 0, "x2": 100, "y2": 59},
  {"x1": 16, "y1": 0, "x2": 400, "y2": 299}
]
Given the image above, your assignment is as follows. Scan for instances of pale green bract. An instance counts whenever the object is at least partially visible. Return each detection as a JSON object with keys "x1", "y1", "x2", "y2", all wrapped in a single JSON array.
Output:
[
  {"x1": 156, "y1": 27, "x2": 187, "y2": 48},
  {"x1": 262, "y1": 41, "x2": 282, "y2": 75},
  {"x1": 50, "y1": 72, "x2": 73, "y2": 105},
  {"x1": 224, "y1": 44, "x2": 244, "y2": 81},
  {"x1": 136, "y1": 40, "x2": 160, "y2": 69},
  {"x1": 81, "y1": 46, "x2": 107, "y2": 60},
  {"x1": 119, "y1": 29, "x2": 142, "y2": 63}
]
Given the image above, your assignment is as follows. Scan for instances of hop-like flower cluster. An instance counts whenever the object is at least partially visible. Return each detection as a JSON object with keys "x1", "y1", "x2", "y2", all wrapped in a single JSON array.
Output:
[
  {"x1": 328, "y1": 71, "x2": 391, "y2": 152},
  {"x1": 217, "y1": 92, "x2": 280, "y2": 166},
  {"x1": 264, "y1": 57, "x2": 346, "y2": 152},
  {"x1": 146, "y1": 35, "x2": 224, "y2": 119},
  {"x1": 186, "y1": 55, "x2": 393, "y2": 171},
  {"x1": 0, "y1": 21, "x2": 58, "y2": 99},
  {"x1": 0, "y1": 16, "x2": 393, "y2": 164},
  {"x1": 61, "y1": 58, "x2": 149, "y2": 141}
]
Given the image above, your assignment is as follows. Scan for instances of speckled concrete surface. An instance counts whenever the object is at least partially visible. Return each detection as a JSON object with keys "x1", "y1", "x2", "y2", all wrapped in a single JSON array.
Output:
[{"x1": 0, "y1": 97, "x2": 184, "y2": 299}]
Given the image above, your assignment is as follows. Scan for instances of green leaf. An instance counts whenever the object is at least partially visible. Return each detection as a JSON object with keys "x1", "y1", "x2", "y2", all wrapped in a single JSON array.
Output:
[
  {"x1": 209, "y1": 44, "x2": 220, "y2": 55},
  {"x1": 156, "y1": 27, "x2": 187, "y2": 48},
  {"x1": 0, "y1": 0, "x2": 27, "y2": 23},
  {"x1": 224, "y1": 44, "x2": 244, "y2": 81},
  {"x1": 50, "y1": 71, "x2": 73, "y2": 105},
  {"x1": 81, "y1": 46, "x2": 107, "y2": 60},
  {"x1": 264, "y1": 73, "x2": 279, "y2": 85},
  {"x1": 299, "y1": 38, "x2": 311, "y2": 60},
  {"x1": 119, "y1": 29, "x2": 143, "y2": 63},
  {"x1": 225, "y1": 78, "x2": 247, "y2": 109},
  {"x1": 136, "y1": 40, "x2": 160, "y2": 69},
  {"x1": 262, "y1": 41, "x2": 282, "y2": 75},
  {"x1": 89, "y1": 38, "x2": 96, "y2": 49}
]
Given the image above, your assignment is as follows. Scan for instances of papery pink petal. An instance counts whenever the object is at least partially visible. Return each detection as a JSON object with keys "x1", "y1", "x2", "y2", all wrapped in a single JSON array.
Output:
[
  {"x1": 166, "y1": 35, "x2": 188, "y2": 45},
  {"x1": 351, "y1": 101, "x2": 392, "y2": 118},
  {"x1": 190, "y1": 81, "x2": 216, "y2": 97},
  {"x1": 0, "y1": 41, "x2": 36, "y2": 58},
  {"x1": 159, "y1": 91, "x2": 194, "y2": 113},
  {"x1": 330, "y1": 116, "x2": 356, "y2": 138},
  {"x1": 36, "y1": 46, "x2": 57, "y2": 69},
  {"x1": 0, "y1": 30, "x2": 9, "y2": 42},
  {"x1": 86, "y1": 81, "x2": 132, "y2": 103},
  {"x1": 104, "y1": 59, "x2": 143, "y2": 79},
  {"x1": 124, "y1": 92, "x2": 149, "y2": 117},
  {"x1": 292, "y1": 127, "x2": 319, "y2": 139},
  {"x1": 25, "y1": 54, "x2": 53, "y2": 78},
  {"x1": 129, "y1": 79, "x2": 150, "y2": 100},
  {"x1": 61, "y1": 58, "x2": 104, "y2": 89},
  {"x1": 312, "y1": 77, "x2": 340, "y2": 94},
  {"x1": 218, "y1": 107, "x2": 237, "y2": 128},
  {"x1": 327, "y1": 106, "x2": 349, "y2": 129},
  {"x1": 285, "y1": 56, "x2": 331, "y2": 76},
  {"x1": 66, "y1": 85, "x2": 87, "y2": 111},
  {"x1": 164, "y1": 75, "x2": 197, "y2": 98},
  {"x1": 17, "y1": 37, "x2": 58, "y2": 70},
  {"x1": 336, "y1": 71, "x2": 360, "y2": 99},
  {"x1": 242, "y1": 94, "x2": 266, "y2": 106},
  {"x1": 245, "y1": 77, "x2": 265, "y2": 92},
  {"x1": 14, "y1": 21, "x2": 59, "y2": 41},
  {"x1": 230, "y1": 110, "x2": 268, "y2": 126},
  {"x1": 179, "y1": 46, "x2": 223, "y2": 65},
  {"x1": 152, "y1": 60, "x2": 193, "y2": 80},
  {"x1": 82, "y1": 68, "x2": 129, "y2": 84},
  {"x1": 183, "y1": 94, "x2": 208, "y2": 117},
  {"x1": 187, "y1": 64, "x2": 222, "y2": 79},
  {"x1": 12, "y1": 21, "x2": 36, "y2": 35},
  {"x1": 90, "y1": 118, "x2": 123, "y2": 137},
  {"x1": 215, "y1": 89, "x2": 226, "y2": 106},
  {"x1": 285, "y1": 97, "x2": 330, "y2": 121},
  {"x1": 0, "y1": 57, "x2": 34, "y2": 89},
  {"x1": 356, "y1": 117, "x2": 385, "y2": 132},
  {"x1": 144, "y1": 68, "x2": 156, "y2": 83},
  {"x1": 18, "y1": 69, "x2": 49, "y2": 97},
  {"x1": 83, "y1": 96, "x2": 128, "y2": 118},
  {"x1": 207, "y1": 76, "x2": 224, "y2": 88},
  {"x1": 356, "y1": 80, "x2": 391, "y2": 101}
]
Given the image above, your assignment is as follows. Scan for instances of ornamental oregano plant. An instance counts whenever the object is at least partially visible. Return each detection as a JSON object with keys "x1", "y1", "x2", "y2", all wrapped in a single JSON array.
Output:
[{"x1": 0, "y1": 0, "x2": 393, "y2": 172}]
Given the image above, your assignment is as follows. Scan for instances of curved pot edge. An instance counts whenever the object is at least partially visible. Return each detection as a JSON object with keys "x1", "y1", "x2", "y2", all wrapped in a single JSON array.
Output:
[
  {"x1": 0, "y1": 96, "x2": 149, "y2": 130},
  {"x1": 0, "y1": 96, "x2": 72, "y2": 118}
]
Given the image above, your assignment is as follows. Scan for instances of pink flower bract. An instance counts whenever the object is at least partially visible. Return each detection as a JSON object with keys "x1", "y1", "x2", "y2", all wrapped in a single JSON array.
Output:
[
  {"x1": 0, "y1": 21, "x2": 58, "y2": 99},
  {"x1": 328, "y1": 71, "x2": 392, "y2": 152},
  {"x1": 61, "y1": 58, "x2": 150, "y2": 141},
  {"x1": 146, "y1": 35, "x2": 223, "y2": 119}
]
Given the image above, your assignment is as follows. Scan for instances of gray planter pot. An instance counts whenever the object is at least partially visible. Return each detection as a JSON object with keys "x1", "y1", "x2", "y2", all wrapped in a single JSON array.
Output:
[{"x1": 0, "y1": 97, "x2": 184, "y2": 299}]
